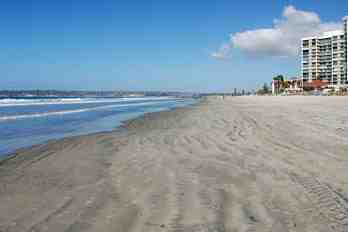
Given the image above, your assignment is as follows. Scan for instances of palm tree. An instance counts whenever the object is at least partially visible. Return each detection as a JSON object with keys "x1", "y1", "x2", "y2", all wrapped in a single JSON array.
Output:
[{"x1": 273, "y1": 75, "x2": 287, "y2": 94}]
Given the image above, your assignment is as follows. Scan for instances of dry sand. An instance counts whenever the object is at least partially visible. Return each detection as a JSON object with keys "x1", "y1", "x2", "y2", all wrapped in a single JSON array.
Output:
[{"x1": 1, "y1": 96, "x2": 348, "y2": 232}]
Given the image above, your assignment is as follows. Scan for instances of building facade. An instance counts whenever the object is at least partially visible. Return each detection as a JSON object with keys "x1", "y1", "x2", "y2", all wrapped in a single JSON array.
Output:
[{"x1": 301, "y1": 17, "x2": 348, "y2": 87}]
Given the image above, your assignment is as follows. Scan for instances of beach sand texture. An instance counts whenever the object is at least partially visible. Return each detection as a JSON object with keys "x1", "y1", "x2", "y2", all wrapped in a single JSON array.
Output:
[{"x1": 1, "y1": 96, "x2": 348, "y2": 231}]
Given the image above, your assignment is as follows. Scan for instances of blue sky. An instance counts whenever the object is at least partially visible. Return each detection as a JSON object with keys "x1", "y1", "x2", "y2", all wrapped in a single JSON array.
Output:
[{"x1": 0, "y1": 0, "x2": 347, "y2": 92}]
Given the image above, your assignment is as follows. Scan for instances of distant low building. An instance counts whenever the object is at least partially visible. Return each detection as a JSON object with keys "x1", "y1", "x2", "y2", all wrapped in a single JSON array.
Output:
[
  {"x1": 285, "y1": 78, "x2": 303, "y2": 94},
  {"x1": 303, "y1": 79, "x2": 329, "y2": 91},
  {"x1": 272, "y1": 77, "x2": 303, "y2": 95}
]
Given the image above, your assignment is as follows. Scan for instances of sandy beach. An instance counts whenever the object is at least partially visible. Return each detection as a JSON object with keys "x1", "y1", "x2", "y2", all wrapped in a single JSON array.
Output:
[{"x1": 2, "y1": 96, "x2": 348, "y2": 232}]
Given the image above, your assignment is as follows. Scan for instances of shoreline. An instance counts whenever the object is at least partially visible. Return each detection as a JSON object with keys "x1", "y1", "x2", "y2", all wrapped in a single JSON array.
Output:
[{"x1": 0, "y1": 98, "x2": 201, "y2": 164}]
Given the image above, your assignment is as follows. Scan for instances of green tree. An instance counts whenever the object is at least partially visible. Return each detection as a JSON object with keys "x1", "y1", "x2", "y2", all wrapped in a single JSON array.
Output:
[
  {"x1": 273, "y1": 75, "x2": 287, "y2": 94},
  {"x1": 262, "y1": 83, "x2": 269, "y2": 94},
  {"x1": 273, "y1": 75, "x2": 284, "y2": 82}
]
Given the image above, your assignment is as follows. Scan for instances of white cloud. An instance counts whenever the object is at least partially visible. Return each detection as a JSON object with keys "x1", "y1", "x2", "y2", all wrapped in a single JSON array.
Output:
[
  {"x1": 212, "y1": 5, "x2": 342, "y2": 59},
  {"x1": 210, "y1": 43, "x2": 231, "y2": 60}
]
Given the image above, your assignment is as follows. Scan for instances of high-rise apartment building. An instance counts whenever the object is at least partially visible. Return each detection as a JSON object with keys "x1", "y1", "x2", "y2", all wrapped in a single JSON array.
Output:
[{"x1": 301, "y1": 17, "x2": 347, "y2": 86}]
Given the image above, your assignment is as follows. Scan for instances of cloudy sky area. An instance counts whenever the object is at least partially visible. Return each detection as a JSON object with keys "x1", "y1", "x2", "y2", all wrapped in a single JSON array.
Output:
[
  {"x1": 0, "y1": 0, "x2": 347, "y2": 92},
  {"x1": 212, "y1": 5, "x2": 343, "y2": 59}
]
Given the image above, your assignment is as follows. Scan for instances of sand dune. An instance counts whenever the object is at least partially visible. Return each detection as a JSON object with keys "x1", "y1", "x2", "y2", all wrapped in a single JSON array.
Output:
[{"x1": 1, "y1": 96, "x2": 348, "y2": 231}]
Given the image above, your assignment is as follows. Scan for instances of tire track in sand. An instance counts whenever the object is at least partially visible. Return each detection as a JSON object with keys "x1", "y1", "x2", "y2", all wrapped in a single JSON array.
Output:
[{"x1": 291, "y1": 173, "x2": 348, "y2": 232}]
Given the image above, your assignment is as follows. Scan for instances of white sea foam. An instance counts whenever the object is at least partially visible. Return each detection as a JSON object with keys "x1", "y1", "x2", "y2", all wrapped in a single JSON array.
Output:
[
  {"x1": 0, "y1": 97, "x2": 173, "y2": 107},
  {"x1": 0, "y1": 101, "x2": 171, "y2": 122}
]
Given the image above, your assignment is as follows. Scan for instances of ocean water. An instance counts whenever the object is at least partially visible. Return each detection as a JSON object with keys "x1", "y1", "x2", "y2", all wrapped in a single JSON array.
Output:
[{"x1": 0, "y1": 97, "x2": 196, "y2": 157}]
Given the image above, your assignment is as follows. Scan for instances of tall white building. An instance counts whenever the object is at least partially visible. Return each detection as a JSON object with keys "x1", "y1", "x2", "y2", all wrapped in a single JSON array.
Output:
[{"x1": 301, "y1": 17, "x2": 348, "y2": 87}]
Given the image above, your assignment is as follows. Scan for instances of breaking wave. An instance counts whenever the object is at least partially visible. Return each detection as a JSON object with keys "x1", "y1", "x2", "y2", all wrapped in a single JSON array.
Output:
[
  {"x1": 0, "y1": 101, "x2": 168, "y2": 122},
  {"x1": 0, "y1": 97, "x2": 172, "y2": 107}
]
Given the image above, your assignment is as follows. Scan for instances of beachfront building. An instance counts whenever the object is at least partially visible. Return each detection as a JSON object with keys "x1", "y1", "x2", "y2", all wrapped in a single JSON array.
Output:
[
  {"x1": 285, "y1": 78, "x2": 303, "y2": 94},
  {"x1": 272, "y1": 77, "x2": 303, "y2": 95},
  {"x1": 301, "y1": 17, "x2": 348, "y2": 88}
]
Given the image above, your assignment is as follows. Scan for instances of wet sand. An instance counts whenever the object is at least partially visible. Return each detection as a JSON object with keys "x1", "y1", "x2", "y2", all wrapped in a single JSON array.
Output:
[{"x1": 1, "y1": 96, "x2": 348, "y2": 231}]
